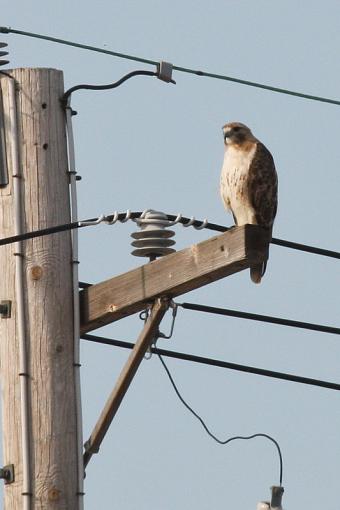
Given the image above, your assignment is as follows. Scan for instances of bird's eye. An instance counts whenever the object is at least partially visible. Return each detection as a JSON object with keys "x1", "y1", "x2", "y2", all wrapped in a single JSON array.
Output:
[{"x1": 233, "y1": 127, "x2": 240, "y2": 132}]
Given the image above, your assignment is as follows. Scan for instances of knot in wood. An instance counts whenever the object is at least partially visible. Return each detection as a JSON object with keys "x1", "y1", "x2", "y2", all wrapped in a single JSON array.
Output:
[
  {"x1": 30, "y1": 265, "x2": 43, "y2": 280},
  {"x1": 48, "y1": 487, "x2": 61, "y2": 502}
]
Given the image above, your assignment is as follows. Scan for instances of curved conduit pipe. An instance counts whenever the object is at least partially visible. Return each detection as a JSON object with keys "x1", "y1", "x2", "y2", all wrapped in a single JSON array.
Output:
[
  {"x1": 8, "y1": 77, "x2": 32, "y2": 508},
  {"x1": 65, "y1": 97, "x2": 85, "y2": 509}
]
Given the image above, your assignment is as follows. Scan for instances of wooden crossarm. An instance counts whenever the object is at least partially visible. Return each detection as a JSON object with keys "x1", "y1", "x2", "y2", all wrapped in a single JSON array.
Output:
[{"x1": 80, "y1": 224, "x2": 269, "y2": 334}]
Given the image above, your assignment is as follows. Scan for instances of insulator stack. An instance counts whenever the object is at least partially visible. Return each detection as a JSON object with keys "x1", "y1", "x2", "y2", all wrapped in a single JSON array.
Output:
[
  {"x1": 131, "y1": 210, "x2": 176, "y2": 260},
  {"x1": 0, "y1": 43, "x2": 9, "y2": 67}
]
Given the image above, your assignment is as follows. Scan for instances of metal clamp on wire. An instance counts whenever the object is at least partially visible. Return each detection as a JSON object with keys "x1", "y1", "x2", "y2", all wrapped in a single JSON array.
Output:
[
  {"x1": 139, "y1": 299, "x2": 178, "y2": 360},
  {"x1": 157, "y1": 301, "x2": 178, "y2": 339},
  {"x1": 167, "y1": 213, "x2": 208, "y2": 230},
  {"x1": 157, "y1": 61, "x2": 176, "y2": 84}
]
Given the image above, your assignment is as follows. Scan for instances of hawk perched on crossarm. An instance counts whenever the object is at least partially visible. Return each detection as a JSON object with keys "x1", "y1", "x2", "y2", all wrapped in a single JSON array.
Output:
[{"x1": 220, "y1": 122, "x2": 278, "y2": 283}]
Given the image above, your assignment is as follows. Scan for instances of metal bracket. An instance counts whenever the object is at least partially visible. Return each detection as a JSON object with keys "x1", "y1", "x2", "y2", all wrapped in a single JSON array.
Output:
[
  {"x1": 271, "y1": 486, "x2": 284, "y2": 508},
  {"x1": 157, "y1": 61, "x2": 176, "y2": 84},
  {"x1": 0, "y1": 464, "x2": 14, "y2": 484},
  {"x1": 0, "y1": 300, "x2": 11, "y2": 318},
  {"x1": 0, "y1": 87, "x2": 9, "y2": 188}
]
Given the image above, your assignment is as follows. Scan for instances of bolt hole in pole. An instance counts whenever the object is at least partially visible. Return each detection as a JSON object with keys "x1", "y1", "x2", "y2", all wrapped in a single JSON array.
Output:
[{"x1": 0, "y1": 300, "x2": 11, "y2": 318}]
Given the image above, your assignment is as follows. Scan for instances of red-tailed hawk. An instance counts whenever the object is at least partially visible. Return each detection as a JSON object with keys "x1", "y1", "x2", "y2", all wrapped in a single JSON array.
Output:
[{"x1": 220, "y1": 122, "x2": 278, "y2": 283}]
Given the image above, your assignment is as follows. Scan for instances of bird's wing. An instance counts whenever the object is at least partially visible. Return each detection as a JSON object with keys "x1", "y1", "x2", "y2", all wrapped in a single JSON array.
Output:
[{"x1": 248, "y1": 142, "x2": 278, "y2": 230}]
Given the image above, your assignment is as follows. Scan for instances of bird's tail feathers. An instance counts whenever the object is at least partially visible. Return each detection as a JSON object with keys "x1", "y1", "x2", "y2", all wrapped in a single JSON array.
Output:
[{"x1": 250, "y1": 261, "x2": 267, "y2": 284}]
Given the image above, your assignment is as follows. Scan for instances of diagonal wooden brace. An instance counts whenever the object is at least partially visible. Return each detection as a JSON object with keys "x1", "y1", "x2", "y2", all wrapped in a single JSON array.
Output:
[{"x1": 83, "y1": 298, "x2": 168, "y2": 468}]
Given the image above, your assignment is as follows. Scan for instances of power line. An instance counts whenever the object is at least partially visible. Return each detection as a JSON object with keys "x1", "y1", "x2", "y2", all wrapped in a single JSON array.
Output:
[
  {"x1": 0, "y1": 211, "x2": 142, "y2": 246},
  {"x1": 0, "y1": 218, "x2": 80, "y2": 246},
  {"x1": 1, "y1": 210, "x2": 340, "y2": 262},
  {"x1": 180, "y1": 302, "x2": 340, "y2": 337},
  {"x1": 270, "y1": 236, "x2": 340, "y2": 259},
  {"x1": 0, "y1": 26, "x2": 156, "y2": 66},
  {"x1": 0, "y1": 212, "x2": 222, "y2": 247},
  {"x1": 172, "y1": 64, "x2": 340, "y2": 106},
  {"x1": 81, "y1": 333, "x2": 340, "y2": 391},
  {"x1": 166, "y1": 214, "x2": 340, "y2": 260},
  {"x1": 1, "y1": 26, "x2": 340, "y2": 106},
  {"x1": 157, "y1": 353, "x2": 283, "y2": 486}
]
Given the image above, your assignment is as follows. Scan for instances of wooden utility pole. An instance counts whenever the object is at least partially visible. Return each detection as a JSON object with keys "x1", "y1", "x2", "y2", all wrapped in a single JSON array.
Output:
[
  {"x1": 0, "y1": 69, "x2": 81, "y2": 509},
  {"x1": 0, "y1": 67, "x2": 270, "y2": 507}
]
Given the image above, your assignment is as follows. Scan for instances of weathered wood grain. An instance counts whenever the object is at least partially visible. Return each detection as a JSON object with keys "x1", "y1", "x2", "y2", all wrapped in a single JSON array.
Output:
[
  {"x1": 0, "y1": 69, "x2": 79, "y2": 509},
  {"x1": 80, "y1": 224, "x2": 269, "y2": 334}
]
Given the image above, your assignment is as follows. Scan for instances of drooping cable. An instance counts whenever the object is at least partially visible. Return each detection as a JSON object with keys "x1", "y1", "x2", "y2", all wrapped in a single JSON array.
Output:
[
  {"x1": 158, "y1": 353, "x2": 283, "y2": 485},
  {"x1": 62, "y1": 69, "x2": 157, "y2": 105}
]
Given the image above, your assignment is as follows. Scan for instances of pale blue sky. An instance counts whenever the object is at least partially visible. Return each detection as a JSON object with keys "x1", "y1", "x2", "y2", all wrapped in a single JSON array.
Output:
[{"x1": 2, "y1": 1, "x2": 340, "y2": 508}]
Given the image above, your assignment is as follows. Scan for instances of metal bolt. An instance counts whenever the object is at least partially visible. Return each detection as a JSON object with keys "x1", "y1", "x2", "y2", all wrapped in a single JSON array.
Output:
[{"x1": 0, "y1": 464, "x2": 14, "y2": 484}]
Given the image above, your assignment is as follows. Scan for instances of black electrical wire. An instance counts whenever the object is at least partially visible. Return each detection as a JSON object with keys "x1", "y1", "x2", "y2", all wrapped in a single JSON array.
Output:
[
  {"x1": 1, "y1": 211, "x2": 340, "y2": 262},
  {"x1": 62, "y1": 69, "x2": 157, "y2": 104},
  {"x1": 167, "y1": 214, "x2": 340, "y2": 259},
  {"x1": 180, "y1": 302, "x2": 340, "y2": 337},
  {"x1": 157, "y1": 353, "x2": 283, "y2": 486},
  {"x1": 0, "y1": 212, "x2": 142, "y2": 246},
  {"x1": 270, "y1": 236, "x2": 340, "y2": 259},
  {"x1": 81, "y1": 333, "x2": 340, "y2": 391},
  {"x1": 0, "y1": 219, "x2": 80, "y2": 246}
]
